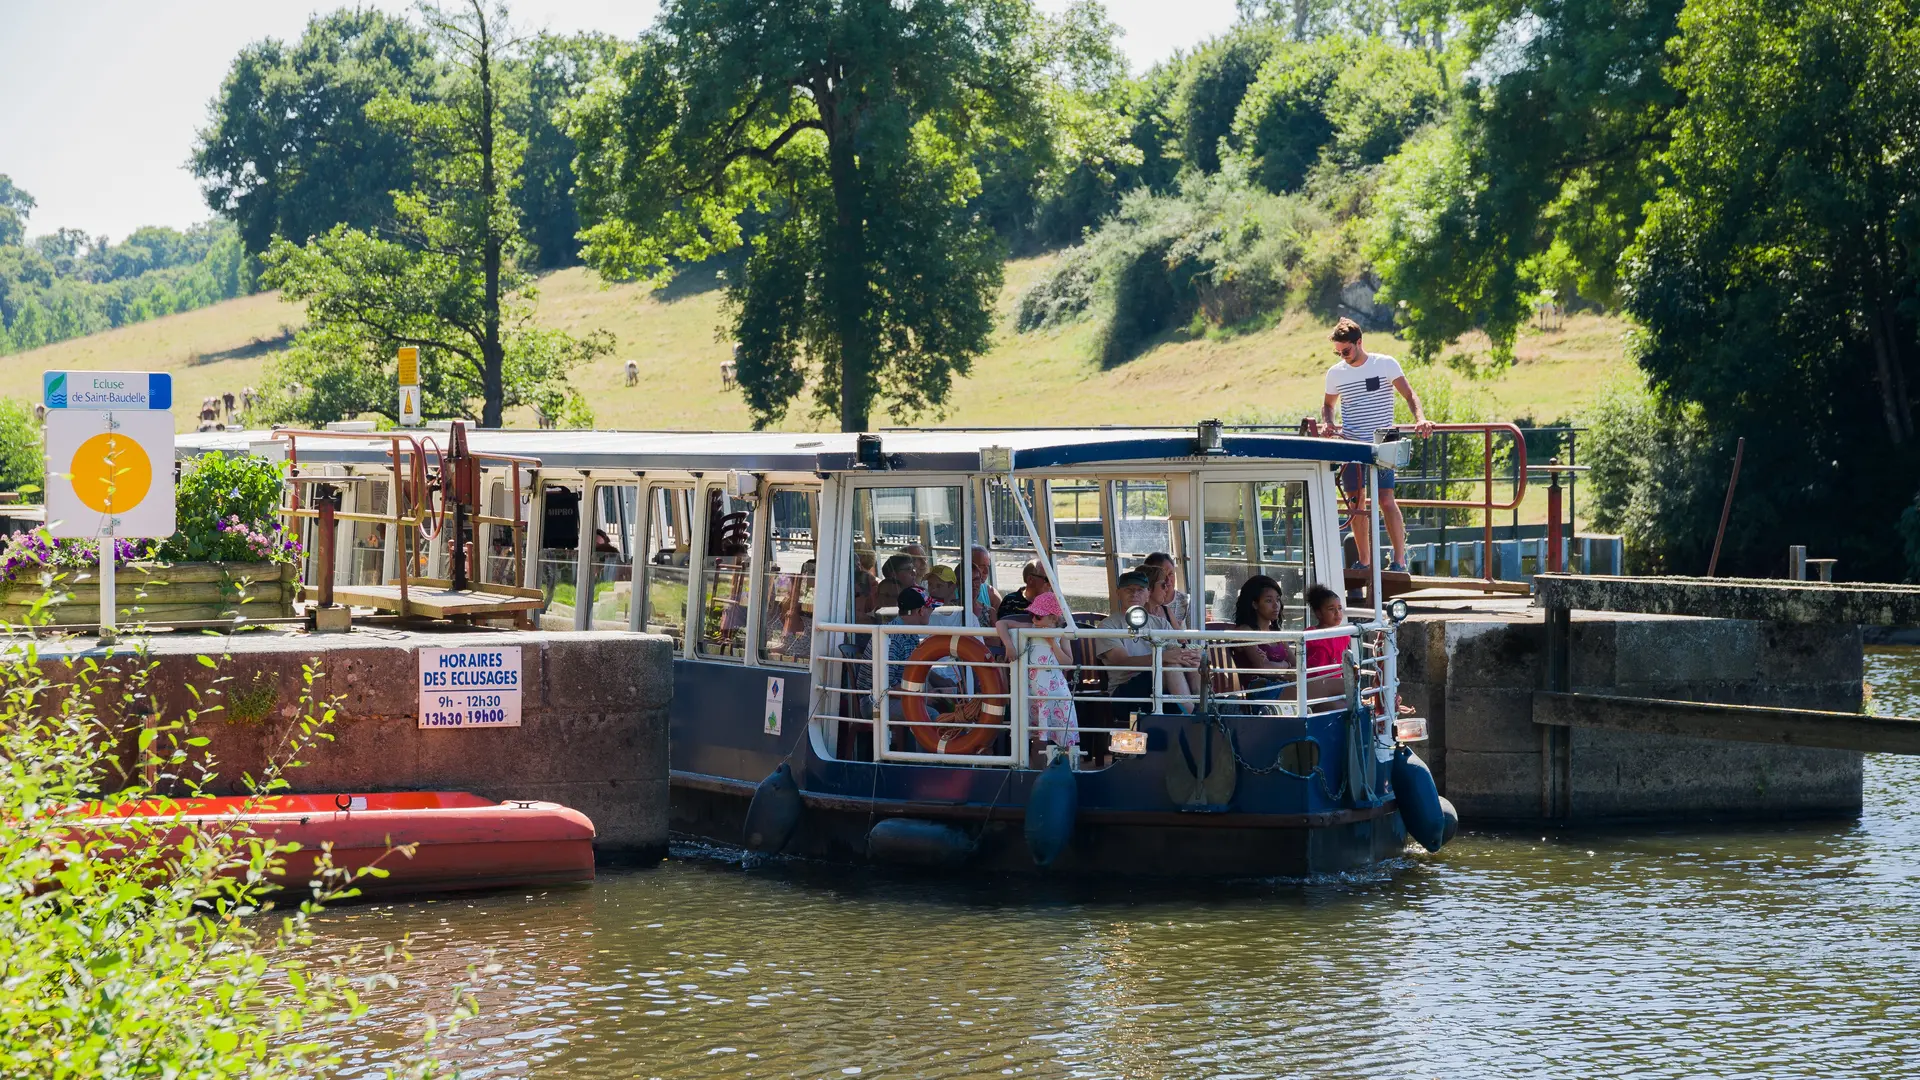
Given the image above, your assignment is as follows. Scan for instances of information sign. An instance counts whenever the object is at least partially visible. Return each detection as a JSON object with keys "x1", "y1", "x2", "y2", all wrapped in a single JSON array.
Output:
[
  {"x1": 418, "y1": 645, "x2": 523, "y2": 728},
  {"x1": 764, "y1": 676, "x2": 785, "y2": 735},
  {"x1": 43, "y1": 402, "x2": 175, "y2": 539},
  {"x1": 43, "y1": 370, "x2": 172, "y2": 412},
  {"x1": 397, "y1": 346, "x2": 421, "y2": 427}
]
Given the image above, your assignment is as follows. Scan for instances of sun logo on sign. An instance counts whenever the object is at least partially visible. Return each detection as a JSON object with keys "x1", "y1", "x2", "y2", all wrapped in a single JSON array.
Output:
[{"x1": 70, "y1": 432, "x2": 153, "y2": 514}]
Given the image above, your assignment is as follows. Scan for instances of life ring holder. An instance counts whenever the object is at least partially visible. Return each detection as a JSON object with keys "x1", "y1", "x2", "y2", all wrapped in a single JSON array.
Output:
[{"x1": 898, "y1": 635, "x2": 1009, "y2": 756}]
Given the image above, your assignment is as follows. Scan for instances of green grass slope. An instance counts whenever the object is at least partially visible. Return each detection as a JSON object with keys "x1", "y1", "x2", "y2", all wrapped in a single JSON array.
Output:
[{"x1": 3, "y1": 254, "x2": 1635, "y2": 432}]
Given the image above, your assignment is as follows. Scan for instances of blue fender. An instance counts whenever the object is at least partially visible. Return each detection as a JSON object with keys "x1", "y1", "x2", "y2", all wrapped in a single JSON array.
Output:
[
  {"x1": 867, "y1": 818, "x2": 976, "y2": 867},
  {"x1": 1025, "y1": 755, "x2": 1079, "y2": 869},
  {"x1": 743, "y1": 762, "x2": 802, "y2": 854},
  {"x1": 1391, "y1": 746, "x2": 1448, "y2": 852},
  {"x1": 1438, "y1": 795, "x2": 1460, "y2": 848}
]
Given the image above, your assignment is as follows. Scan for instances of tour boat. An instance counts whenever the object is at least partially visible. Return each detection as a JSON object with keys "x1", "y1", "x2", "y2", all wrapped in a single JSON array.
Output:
[
  {"x1": 92, "y1": 792, "x2": 596, "y2": 897},
  {"x1": 180, "y1": 422, "x2": 1456, "y2": 877}
]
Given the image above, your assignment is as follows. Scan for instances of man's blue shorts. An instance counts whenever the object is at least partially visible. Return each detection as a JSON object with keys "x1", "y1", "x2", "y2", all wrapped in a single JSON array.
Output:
[{"x1": 1341, "y1": 462, "x2": 1395, "y2": 494}]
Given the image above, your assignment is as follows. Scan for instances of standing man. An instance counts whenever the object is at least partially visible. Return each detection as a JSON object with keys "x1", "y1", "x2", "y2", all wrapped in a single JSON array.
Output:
[{"x1": 1322, "y1": 317, "x2": 1433, "y2": 571}]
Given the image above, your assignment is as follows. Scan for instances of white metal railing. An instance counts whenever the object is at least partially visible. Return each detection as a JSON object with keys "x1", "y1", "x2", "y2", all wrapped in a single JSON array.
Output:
[{"x1": 814, "y1": 618, "x2": 1384, "y2": 768}]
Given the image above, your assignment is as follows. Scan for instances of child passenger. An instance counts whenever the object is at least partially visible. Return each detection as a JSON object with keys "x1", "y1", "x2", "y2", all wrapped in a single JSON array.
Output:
[{"x1": 1017, "y1": 590, "x2": 1079, "y2": 751}]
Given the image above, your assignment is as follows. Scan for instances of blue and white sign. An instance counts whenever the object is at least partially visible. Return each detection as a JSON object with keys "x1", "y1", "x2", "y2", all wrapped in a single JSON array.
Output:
[
  {"x1": 418, "y1": 645, "x2": 523, "y2": 729},
  {"x1": 44, "y1": 370, "x2": 173, "y2": 411}
]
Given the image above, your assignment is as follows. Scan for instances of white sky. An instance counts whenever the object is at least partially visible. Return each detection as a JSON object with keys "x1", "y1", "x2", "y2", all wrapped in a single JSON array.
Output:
[{"x1": 0, "y1": 0, "x2": 1238, "y2": 243}]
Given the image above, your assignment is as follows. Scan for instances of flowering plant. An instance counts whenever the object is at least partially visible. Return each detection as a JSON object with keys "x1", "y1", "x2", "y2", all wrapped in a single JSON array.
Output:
[
  {"x1": 155, "y1": 453, "x2": 300, "y2": 565},
  {"x1": 211, "y1": 515, "x2": 304, "y2": 564},
  {"x1": 0, "y1": 532, "x2": 156, "y2": 584}
]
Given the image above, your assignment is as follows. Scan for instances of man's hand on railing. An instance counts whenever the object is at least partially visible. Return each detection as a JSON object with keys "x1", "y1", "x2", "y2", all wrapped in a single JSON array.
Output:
[{"x1": 1412, "y1": 418, "x2": 1435, "y2": 437}]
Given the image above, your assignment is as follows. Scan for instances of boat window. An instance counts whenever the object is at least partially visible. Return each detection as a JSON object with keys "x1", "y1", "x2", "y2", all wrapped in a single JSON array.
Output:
[
  {"x1": 480, "y1": 479, "x2": 523, "y2": 589},
  {"x1": 1201, "y1": 479, "x2": 1313, "y2": 628},
  {"x1": 697, "y1": 488, "x2": 753, "y2": 660},
  {"x1": 349, "y1": 480, "x2": 388, "y2": 586},
  {"x1": 641, "y1": 485, "x2": 692, "y2": 646},
  {"x1": 981, "y1": 477, "x2": 1042, "y2": 610},
  {"x1": 589, "y1": 483, "x2": 639, "y2": 629},
  {"x1": 1111, "y1": 478, "x2": 1186, "y2": 627},
  {"x1": 850, "y1": 485, "x2": 964, "y2": 623},
  {"x1": 537, "y1": 483, "x2": 582, "y2": 629},
  {"x1": 759, "y1": 486, "x2": 818, "y2": 666},
  {"x1": 1047, "y1": 478, "x2": 1109, "y2": 616}
]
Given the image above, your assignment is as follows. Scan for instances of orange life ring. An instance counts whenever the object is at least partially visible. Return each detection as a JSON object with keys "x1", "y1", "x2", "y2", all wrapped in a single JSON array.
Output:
[{"x1": 899, "y1": 635, "x2": 1009, "y2": 755}]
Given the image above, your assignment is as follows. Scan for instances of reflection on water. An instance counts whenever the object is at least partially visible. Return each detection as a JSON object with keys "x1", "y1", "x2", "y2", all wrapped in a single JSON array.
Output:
[{"x1": 302, "y1": 650, "x2": 1920, "y2": 1078}]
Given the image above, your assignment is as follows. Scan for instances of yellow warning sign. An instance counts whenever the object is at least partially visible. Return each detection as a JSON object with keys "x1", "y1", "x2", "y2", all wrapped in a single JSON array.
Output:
[
  {"x1": 397, "y1": 346, "x2": 419, "y2": 386},
  {"x1": 399, "y1": 384, "x2": 421, "y2": 426},
  {"x1": 70, "y1": 432, "x2": 153, "y2": 514}
]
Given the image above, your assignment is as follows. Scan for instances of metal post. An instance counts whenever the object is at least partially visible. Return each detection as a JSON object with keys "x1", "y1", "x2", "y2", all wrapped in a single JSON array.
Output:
[
  {"x1": 1789, "y1": 545, "x2": 1807, "y2": 581},
  {"x1": 1151, "y1": 640, "x2": 1164, "y2": 714},
  {"x1": 316, "y1": 486, "x2": 338, "y2": 609},
  {"x1": 1370, "y1": 465, "x2": 1383, "y2": 613},
  {"x1": 1482, "y1": 428, "x2": 1494, "y2": 588},
  {"x1": 1546, "y1": 463, "x2": 1564, "y2": 574},
  {"x1": 1543, "y1": 603, "x2": 1571, "y2": 819},
  {"x1": 99, "y1": 538, "x2": 116, "y2": 640}
]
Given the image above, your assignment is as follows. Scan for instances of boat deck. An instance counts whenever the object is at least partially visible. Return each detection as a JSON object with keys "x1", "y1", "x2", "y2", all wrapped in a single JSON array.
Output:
[{"x1": 331, "y1": 583, "x2": 544, "y2": 624}]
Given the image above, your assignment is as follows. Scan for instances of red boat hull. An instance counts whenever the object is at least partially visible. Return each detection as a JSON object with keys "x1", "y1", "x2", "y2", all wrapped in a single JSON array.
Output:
[{"x1": 90, "y1": 792, "x2": 596, "y2": 898}]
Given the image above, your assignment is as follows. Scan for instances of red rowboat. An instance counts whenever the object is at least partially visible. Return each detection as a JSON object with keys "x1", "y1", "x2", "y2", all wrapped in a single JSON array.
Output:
[{"x1": 88, "y1": 792, "x2": 596, "y2": 898}]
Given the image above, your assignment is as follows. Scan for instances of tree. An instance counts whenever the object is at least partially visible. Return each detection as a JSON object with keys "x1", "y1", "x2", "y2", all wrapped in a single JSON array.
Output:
[
  {"x1": 0, "y1": 176, "x2": 32, "y2": 248},
  {"x1": 1172, "y1": 25, "x2": 1286, "y2": 175},
  {"x1": 1366, "y1": 0, "x2": 1683, "y2": 361},
  {"x1": 0, "y1": 399, "x2": 41, "y2": 494},
  {"x1": 571, "y1": 0, "x2": 1046, "y2": 432},
  {"x1": 192, "y1": 9, "x2": 441, "y2": 255},
  {"x1": 511, "y1": 31, "x2": 619, "y2": 269},
  {"x1": 260, "y1": 1, "x2": 607, "y2": 429},
  {"x1": 1620, "y1": 0, "x2": 1920, "y2": 578}
]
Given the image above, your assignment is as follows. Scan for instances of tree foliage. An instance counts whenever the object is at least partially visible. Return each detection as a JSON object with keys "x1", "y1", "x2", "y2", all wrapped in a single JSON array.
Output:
[
  {"x1": 511, "y1": 31, "x2": 620, "y2": 269},
  {"x1": 573, "y1": 0, "x2": 1046, "y2": 431},
  {"x1": 192, "y1": 9, "x2": 441, "y2": 256},
  {"x1": 1619, "y1": 0, "x2": 1920, "y2": 578},
  {"x1": 260, "y1": 2, "x2": 607, "y2": 429},
  {"x1": 0, "y1": 176, "x2": 33, "y2": 249},
  {"x1": 0, "y1": 399, "x2": 42, "y2": 494}
]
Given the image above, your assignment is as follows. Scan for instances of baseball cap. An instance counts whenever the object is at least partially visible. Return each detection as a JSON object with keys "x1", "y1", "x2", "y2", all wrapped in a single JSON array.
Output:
[
  {"x1": 926, "y1": 565, "x2": 957, "y2": 584},
  {"x1": 897, "y1": 587, "x2": 929, "y2": 613},
  {"x1": 1116, "y1": 570, "x2": 1151, "y2": 591}
]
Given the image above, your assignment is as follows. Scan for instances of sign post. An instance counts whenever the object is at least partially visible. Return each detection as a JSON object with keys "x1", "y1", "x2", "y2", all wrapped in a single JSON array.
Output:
[
  {"x1": 42, "y1": 371, "x2": 176, "y2": 639},
  {"x1": 397, "y1": 346, "x2": 421, "y2": 427}
]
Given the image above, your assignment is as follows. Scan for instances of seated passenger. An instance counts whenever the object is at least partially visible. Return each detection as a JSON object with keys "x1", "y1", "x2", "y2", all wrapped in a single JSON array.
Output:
[
  {"x1": 970, "y1": 546, "x2": 1002, "y2": 622},
  {"x1": 1144, "y1": 551, "x2": 1191, "y2": 628},
  {"x1": 1231, "y1": 575, "x2": 1295, "y2": 682},
  {"x1": 1140, "y1": 562, "x2": 1183, "y2": 629},
  {"x1": 1095, "y1": 571, "x2": 1200, "y2": 712},
  {"x1": 877, "y1": 552, "x2": 919, "y2": 613},
  {"x1": 995, "y1": 560, "x2": 1050, "y2": 621},
  {"x1": 1303, "y1": 583, "x2": 1348, "y2": 678}
]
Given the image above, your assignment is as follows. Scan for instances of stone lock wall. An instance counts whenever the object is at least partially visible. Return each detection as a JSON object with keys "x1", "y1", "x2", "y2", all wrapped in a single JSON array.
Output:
[
  {"x1": 1396, "y1": 613, "x2": 1865, "y2": 823},
  {"x1": 49, "y1": 630, "x2": 675, "y2": 860}
]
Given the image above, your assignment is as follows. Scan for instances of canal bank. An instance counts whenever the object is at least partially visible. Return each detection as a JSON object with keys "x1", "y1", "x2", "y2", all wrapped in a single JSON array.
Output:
[{"x1": 44, "y1": 629, "x2": 676, "y2": 861}]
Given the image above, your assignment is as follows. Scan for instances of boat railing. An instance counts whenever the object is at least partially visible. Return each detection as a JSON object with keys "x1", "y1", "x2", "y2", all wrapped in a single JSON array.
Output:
[{"x1": 815, "y1": 620, "x2": 1381, "y2": 768}]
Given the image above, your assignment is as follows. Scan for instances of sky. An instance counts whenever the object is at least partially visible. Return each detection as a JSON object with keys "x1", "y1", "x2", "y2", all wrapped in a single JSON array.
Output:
[{"x1": 0, "y1": 0, "x2": 1240, "y2": 243}]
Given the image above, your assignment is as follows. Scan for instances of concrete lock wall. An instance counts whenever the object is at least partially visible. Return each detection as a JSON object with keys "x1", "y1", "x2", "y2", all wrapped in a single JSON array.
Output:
[
  {"x1": 1397, "y1": 613, "x2": 1865, "y2": 823},
  {"x1": 56, "y1": 630, "x2": 674, "y2": 860}
]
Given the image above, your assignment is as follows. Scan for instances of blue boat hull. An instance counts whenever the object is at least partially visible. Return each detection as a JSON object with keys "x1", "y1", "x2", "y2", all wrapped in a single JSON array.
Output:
[{"x1": 668, "y1": 658, "x2": 1408, "y2": 877}]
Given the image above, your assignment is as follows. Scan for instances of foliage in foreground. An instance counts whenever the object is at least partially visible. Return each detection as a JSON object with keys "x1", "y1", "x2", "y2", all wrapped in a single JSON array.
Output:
[{"x1": 0, "y1": 605, "x2": 465, "y2": 1077}]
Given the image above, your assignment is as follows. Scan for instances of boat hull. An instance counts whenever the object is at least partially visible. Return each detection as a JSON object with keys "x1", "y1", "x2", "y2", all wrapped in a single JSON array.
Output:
[{"x1": 91, "y1": 793, "x2": 596, "y2": 898}]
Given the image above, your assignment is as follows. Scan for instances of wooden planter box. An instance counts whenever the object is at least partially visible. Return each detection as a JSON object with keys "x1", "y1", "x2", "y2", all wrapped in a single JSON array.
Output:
[{"x1": 0, "y1": 561, "x2": 298, "y2": 627}]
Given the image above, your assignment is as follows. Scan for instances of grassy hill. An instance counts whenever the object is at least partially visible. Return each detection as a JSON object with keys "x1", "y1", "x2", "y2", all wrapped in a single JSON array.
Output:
[{"x1": 3, "y1": 254, "x2": 1634, "y2": 433}]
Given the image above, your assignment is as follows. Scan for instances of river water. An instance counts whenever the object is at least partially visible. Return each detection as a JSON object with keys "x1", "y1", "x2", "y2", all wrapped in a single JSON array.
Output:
[{"x1": 303, "y1": 649, "x2": 1920, "y2": 1079}]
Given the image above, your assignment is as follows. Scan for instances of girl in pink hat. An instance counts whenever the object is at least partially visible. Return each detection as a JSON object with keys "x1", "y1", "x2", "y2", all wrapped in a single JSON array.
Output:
[{"x1": 1019, "y1": 589, "x2": 1079, "y2": 753}]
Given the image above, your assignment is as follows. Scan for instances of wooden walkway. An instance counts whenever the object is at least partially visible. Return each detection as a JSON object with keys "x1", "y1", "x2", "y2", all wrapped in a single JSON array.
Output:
[{"x1": 331, "y1": 583, "x2": 543, "y2": 624}]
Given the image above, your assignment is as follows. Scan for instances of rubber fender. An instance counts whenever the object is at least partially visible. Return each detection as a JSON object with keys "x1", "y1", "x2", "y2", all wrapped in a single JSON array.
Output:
[
  {"x1": 1024, "y1": 755, "x2": 1079, "y2": 869},
  {"x1": 1438, "y1": 795, "x2": 1460, "y2": 848},
  {"x1": 1390, "y1": 746, "x2": 1448, "y2": 852},
  {"x1": 743, "y1": 762, "x2": 802, "y2": 854},
  {"x1": 866, "y1": 818, "x2": 976, "y2": 868}
]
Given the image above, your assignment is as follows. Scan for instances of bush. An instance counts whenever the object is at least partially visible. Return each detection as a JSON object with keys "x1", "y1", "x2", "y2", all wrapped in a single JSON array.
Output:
[
  {"x1": 0, "y1": 397, "x2": 41, "y2": 493},
  {"x1": 1232, "y1": 39, "x2": 1351, "y2": 195},
  {"x1": 1581, "y1": 379, "x2": 1722, "y2": 574},
  {"x1": 1015, "y1": 174, "x2": 1321, "y2": 366},
  {"x1": 158, "y1": 452, "x2": 302, "y2": 564},
  {"x1": 1172, "y1": 26, "x2": 1287, "y2": 175}
]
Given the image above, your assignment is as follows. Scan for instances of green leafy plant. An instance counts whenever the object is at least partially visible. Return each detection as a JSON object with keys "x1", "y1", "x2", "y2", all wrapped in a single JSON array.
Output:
[
  {"x1": 0, "y1": 594, "x2": 465, "y2": 1077},
  {"x1": 158, "y1": 452, "x2": 302, "y2": 565}
]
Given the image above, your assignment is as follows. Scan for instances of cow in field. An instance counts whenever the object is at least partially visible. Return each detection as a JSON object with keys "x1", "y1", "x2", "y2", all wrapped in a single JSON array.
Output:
[
  {"x1": 720, "y1": 360, "x2": 737, "y2": 389},
  {"x1": 624, "y1": 359, "x2": 639, "y2": 386}
]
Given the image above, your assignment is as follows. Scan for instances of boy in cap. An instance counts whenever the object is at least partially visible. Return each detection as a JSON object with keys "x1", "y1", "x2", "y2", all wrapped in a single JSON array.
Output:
[{"x1": 1095, "y1": 570, "x2": 1201, "y2": 712}]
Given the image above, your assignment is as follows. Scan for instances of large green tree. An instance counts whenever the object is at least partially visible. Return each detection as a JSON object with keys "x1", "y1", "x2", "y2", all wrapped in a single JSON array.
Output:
[
  {"x1": 511, "y1": 31, "x2": 619, "y2": 269},
  {"x1": 0, "y1": 176, "x2": 32, "y2": 249},
  {"x1": 1615, "y1": 0, "x2": 1920, "y2": 578},
  {"x1": 571, "y1": 0, "x2": 1046, "y2": 432},
  {"x1": 1366, "y1": 0, "x2": 1683, "y2": 361},
  {"x1": 192, "y1": 9, "x2": 441, "y2": 255},
  {"x1": 260, "y1": 1, "x2": 606, "y2": 429}
]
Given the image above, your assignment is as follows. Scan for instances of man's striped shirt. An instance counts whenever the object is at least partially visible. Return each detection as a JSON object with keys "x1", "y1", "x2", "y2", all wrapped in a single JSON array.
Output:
[{"x1": 1325, "y1": 352, "x2": 1404, "y2": 444}]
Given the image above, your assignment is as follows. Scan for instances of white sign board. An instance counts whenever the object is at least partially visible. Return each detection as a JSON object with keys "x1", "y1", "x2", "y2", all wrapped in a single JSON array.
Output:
[
  {"x1": 398, "y1": 383, "x2": 422, "y2": 426},
  {"x1": 418, "y1": 645, "x2": 523, "y2": 728},
  {"x1": 43, "y1": 408, "x2": 176, "y2": 539},
  {"x1": 764, "y1": 676, "x2": 785, "y2": 735},
  {"x1": 43, "y1": 370, "x2": 173, "y2": 412}
]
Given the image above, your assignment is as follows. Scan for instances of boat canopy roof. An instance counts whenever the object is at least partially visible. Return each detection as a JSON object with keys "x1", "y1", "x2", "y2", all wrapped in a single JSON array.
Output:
[{"x1": 175, "y1": 425, "x2": 1375, "y2": 474}]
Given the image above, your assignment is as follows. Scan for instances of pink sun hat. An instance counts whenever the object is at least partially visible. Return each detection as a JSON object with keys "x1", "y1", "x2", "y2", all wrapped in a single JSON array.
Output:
[{"x1": 1025, "y1": 590, "x2": 1064, "y2": 618}]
